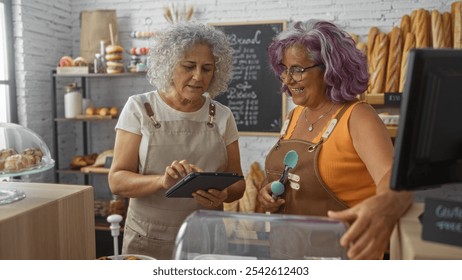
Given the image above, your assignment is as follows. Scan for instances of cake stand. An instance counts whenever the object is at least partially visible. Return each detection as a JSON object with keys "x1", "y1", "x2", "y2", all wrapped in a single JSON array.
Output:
[{"x1": 0, "y1": 123, "x2": 55, "y2": 205}]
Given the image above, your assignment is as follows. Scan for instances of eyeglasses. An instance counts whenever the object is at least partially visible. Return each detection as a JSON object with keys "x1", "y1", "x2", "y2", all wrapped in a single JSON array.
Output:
[{"x1": 279, "y1": 64, "x2": 323, "y2": 82}]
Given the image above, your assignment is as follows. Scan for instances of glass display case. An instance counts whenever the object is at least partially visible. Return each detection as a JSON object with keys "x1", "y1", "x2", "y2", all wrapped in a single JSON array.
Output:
[
  {"x1": 173, "y1": 210, "x2": 348, "y2": 260},
  {"x1": 0, "y1": 123, "x2": 55, "y2": 205}
]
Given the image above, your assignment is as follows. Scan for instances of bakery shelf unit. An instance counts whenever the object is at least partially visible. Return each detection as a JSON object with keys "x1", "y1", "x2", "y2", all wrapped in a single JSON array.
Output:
[
  {"x1": 51, "y1": 70, "x2": 150, "y2": 258},
  {"x1": 51, "y1": 71, "x2": 146, "y2": 181}
]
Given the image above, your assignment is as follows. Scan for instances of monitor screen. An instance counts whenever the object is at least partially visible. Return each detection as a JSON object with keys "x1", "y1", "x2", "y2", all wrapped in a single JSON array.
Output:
[{"x1": 390, "y1": 49, "x2": 462, "y2": 191}]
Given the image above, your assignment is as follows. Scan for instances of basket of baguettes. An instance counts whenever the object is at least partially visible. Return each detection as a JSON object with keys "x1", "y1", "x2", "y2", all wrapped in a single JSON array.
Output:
[{"x1": 355, "y1": 1, "x2": 462, "y2": 103}]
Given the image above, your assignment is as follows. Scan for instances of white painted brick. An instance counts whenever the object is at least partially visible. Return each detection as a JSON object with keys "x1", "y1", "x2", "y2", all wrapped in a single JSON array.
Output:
[{"x1": 12, "y1": 0, "x2": 457, "y2": 186}]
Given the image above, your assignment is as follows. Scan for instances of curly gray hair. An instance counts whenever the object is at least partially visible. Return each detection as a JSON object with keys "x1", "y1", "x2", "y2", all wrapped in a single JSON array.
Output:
[{"x1": 147, "y1": 22, "x2": 233, "y2": 98}]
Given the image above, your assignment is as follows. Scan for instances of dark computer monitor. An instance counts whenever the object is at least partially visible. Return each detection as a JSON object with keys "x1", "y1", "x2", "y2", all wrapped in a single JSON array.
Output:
[{"x1": 390, "y1": 49, "x2": 462, "y2": 191}]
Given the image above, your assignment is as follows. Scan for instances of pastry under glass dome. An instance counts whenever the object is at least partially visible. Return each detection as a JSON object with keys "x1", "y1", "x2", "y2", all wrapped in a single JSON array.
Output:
[{"x1": 0, "y1": 123, "x2": 55, "y2": 205}]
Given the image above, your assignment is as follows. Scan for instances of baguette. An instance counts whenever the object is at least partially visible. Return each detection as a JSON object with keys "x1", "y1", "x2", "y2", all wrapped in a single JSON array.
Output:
[
  {"x1": 410, "y1": 10, "x2": 418, "y2": 35},
  {"x1": 356, "y1": 42, "x2": 367, "y2": 54},
  {"x1": 442, "y1": 12, "x2": 453, "y2": 48},
  {"x1": 400, "y1": 14, "x2": 411, "y2": 37},
  {"x1": 431, "y1": 10, "x2": 444, "y2": 48},
  {"x1": 369, "y1": 32, "x2": 389, "y2": 94},
  {"x1": 428, "y1": 8, "x2": 433, "y2": 47},
  {"x1": 415, "y1": 9, "x2": 431, "y2": 48},
  {"x1": 399, "y1": 33, "x2": 416, "y2": 93},
  {"x1": 452, "y1": 1, "x2": 462, "y2": 48},
  {"x1": 385, "y1": 27, "x2": 403, "y2": 93},
  {"x1": 367, "y1": 27, "x2": 379, "y2": 74}
]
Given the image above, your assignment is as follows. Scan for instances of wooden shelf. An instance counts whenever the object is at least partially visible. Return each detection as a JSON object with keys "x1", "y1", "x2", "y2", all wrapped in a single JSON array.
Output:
[
  {"x1": 362, "y1": 92, "x2": 402, "y2": 106},
  {"x1": 52, "y1": 71, "x2": 146, "y2": 78},
  {"x1": 363, "y1": 93, "x2": 385, "y2": 105},
  {"x1": 81, "y1": 166, "x2": 110, "y2": 174},
  {"x1": 57, "y1": 168, "x2": 110, "y2": 174},
  {"x1": 55, "y1": 117, "x2": 117, "y2": 122}
]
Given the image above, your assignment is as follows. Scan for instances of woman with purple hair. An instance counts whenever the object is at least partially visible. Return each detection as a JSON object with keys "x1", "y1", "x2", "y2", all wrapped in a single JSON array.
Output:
[{"x1": 257, "y1": 20, "x2": 412, "y2": 259}]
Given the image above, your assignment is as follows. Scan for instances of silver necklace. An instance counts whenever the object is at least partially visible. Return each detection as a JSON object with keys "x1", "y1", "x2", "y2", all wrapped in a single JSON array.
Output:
[{"x1": 304, "y1": 104, "x2": 335, "y2": 132}]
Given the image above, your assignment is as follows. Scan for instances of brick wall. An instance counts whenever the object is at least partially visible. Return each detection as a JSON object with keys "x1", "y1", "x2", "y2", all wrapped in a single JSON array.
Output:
[{"x1": 12, "y1": 0, "x2": 455, "y2": 186}]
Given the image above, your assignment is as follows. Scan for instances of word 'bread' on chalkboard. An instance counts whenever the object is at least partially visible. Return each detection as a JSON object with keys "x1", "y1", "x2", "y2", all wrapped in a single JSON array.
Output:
[{"x1": 210, "y1": 21, "x2": 287, "y2": 136}]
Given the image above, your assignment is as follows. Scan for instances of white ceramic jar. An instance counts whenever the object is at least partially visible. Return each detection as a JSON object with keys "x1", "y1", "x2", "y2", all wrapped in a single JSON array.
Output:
[{"x1": 64, "y1": 83, "x2": 82, "y2": 118}]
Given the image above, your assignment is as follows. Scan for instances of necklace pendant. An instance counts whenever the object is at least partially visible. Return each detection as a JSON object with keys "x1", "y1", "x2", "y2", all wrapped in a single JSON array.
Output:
[{"x1": 308, "y1": 124, "x2": 314, "y2": 132}]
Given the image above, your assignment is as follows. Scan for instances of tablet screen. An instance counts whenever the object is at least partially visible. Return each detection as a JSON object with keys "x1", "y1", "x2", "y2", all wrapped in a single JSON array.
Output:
[{"x1": 165, "y1": 172, "x2": 243, "y2": 198}]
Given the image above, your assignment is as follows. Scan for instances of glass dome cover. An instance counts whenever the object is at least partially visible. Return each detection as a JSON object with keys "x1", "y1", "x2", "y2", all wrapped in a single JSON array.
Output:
[{"x1": 0, "y1": 122, "x2": 55, "y2": 177}]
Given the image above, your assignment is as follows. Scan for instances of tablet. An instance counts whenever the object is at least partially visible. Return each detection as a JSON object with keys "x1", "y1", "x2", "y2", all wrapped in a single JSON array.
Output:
[{"x1": 165, "y1": 172, "x2": 244, "y2": 198}]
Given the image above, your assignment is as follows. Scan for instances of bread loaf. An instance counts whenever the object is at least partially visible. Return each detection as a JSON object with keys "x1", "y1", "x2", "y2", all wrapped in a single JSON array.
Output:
[
  {"x1": 442, "y1": 12, "x2": 453, "y2": 48},
  {"x1": 400, "y1": 14, "x2": 411, "y2": 37},
  {"x1": 0, "y1": 148, "x2": 17, "y2": 160},
  {"x1": 356, "y1": 42, "x2": 367, "y2": 54},
  {"x1": 410, "y1": 10, "x2": 418, "y2": 35},
  {"x1": 22, "y1": 148, "x2": 43, "y2": 164},
  {"x1": 369, "y1": 32, "x2": 389, "y2": 94},
  {"x1": 4, "y1": 154, "x2": 31, "y2": 171},
  {"x1": 367, "y1": 27, "x2": 379, "y2": 75},
  {"x1": 385, "y1": 27, "x2": 403, "y2": 93},
  {"x1": 399, "y1": 33, "x2": 416, "y2": 93},
  {"x1": 224, "y1": 161, "x2": 264, "y2": 213},
  {"x1": 428, "y1": 8, "x2": 433, "y2": 47},
  {"x1": 452, "y1": 1, "x2": 462, "y2": 48},
  {"x1": 415, "y1": 9, "x2": 431, "y2": 48},
  {"x1": 0, "y1": 148, "x2": 17, "y2": 171},
  {"x1": 431, "y1": 10, "x2": 444, "y2": 48},
  {"x1": 250, "y1": 161, "x2": 265, "y2": 186}
]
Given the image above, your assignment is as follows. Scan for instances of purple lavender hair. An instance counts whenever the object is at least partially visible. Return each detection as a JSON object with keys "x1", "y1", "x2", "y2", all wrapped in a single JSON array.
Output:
[{"x1": 268, "y1": 20, "x2": 369, "y2": 102}]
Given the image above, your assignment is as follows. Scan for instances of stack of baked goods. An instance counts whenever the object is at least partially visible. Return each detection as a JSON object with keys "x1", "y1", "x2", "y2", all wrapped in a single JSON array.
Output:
[
  {"x1": 105, "y1": 44, "x2": 125, "y2": 74},
  {"x1": 362, "y1": 1, "x2": 461, "y2": 96},
  {"x1": 0, "y1": 147, "x2": 44, "y2": 172}
]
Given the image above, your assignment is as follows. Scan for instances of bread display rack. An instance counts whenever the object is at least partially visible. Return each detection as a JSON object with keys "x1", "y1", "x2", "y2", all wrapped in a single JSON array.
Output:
[
  {"x1": 363, "y1": 3, "x2": 461, "y2": 101},
  {"x1": 357, "y1": 2, "x2": 462, "y2": 138}
]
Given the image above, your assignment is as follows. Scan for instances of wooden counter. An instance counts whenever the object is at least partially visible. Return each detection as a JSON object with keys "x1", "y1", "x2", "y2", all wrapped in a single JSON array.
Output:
[
  {"x1": 390, "y1": 202, "x2": 462, "y2": 259},
  {"x1": 0, "y1": 182, "x2": 95, "y2": 259}
]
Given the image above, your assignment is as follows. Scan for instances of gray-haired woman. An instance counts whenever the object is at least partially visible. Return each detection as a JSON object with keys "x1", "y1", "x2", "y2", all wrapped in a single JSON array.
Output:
[{"x1": 109, "y1": 22, "x2": 245, "y2": 259}]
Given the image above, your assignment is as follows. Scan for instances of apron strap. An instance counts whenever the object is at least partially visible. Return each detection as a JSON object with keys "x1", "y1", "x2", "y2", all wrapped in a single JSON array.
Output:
[
  {"x1": 320, "y1": 100, "x2": 356, "y2": 141},
  {"x1": 140, "y1": 94, "x2": 161, "y2": 128},
  {"x1": 207, "y1": 101, "x2": 216, "y2": 128},
  {"x1": 279, "y1": 108, "x2": 297, "y2": 139}
]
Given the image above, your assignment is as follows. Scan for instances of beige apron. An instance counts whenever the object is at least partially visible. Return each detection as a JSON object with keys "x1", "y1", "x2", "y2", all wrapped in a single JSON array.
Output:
[
  {"x1": 122, "y1": 96, "x2": 227, "y2": 260},
  {"x1": 263, "y1": 103, "x2": 352, "y2": 216}
]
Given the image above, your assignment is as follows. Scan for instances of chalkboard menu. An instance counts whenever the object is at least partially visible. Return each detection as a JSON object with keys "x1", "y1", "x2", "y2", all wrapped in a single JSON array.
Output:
[{"x1": 211, "y1": 21, "x2": 287, "y2": 135}]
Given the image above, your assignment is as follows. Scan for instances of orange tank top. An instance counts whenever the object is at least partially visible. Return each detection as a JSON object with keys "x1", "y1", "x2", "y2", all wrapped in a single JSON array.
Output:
[{"x1": 283, "y1": 102, "x2": 376, "y2": 206}]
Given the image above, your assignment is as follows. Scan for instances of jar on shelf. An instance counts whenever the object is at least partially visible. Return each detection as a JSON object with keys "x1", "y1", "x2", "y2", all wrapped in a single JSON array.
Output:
[{"x1": 64, "y1": 83, "x2": 82, "y2": 118}]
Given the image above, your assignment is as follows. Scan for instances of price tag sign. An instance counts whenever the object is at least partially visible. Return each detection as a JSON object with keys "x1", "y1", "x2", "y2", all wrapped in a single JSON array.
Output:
[
  {"x1": 104, "y1": 156, "x2": 113, "y2": 168},
  {"x1": 384, "y1": 92, "x2": 402, "y2": 107},
  {"x1": 422, "y1": 197, "x2": 462, "y2": 247}
]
